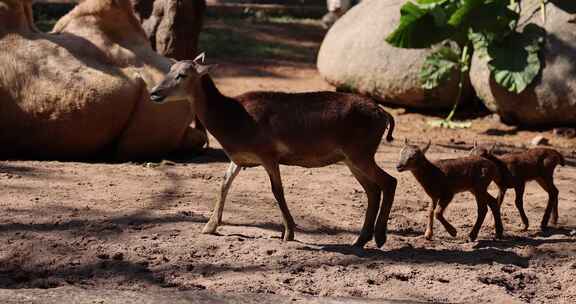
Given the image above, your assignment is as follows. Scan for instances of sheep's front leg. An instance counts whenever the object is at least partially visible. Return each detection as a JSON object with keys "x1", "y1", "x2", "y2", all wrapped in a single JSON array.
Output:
[
  {"x1": 435, "y1": 198, "x2": 457, "y2": 237},
  {"x1": 202, "y1": 161, "x2": 242, "y2": 234},
  {"x1": 424, "y1": 198, "x2": 438, "y2": 240}
]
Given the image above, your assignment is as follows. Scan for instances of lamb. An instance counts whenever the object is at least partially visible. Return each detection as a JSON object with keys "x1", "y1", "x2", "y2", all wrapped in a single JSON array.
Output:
[
  {"x1": 470, "y1": 143, "x2": 565, "y2": 231},
  {"x1": 396, "y1": 139, "x2": 503, "y2": 241},
  {"x1": 148, "y1": 54, "x2": 397, "y2": 248}
]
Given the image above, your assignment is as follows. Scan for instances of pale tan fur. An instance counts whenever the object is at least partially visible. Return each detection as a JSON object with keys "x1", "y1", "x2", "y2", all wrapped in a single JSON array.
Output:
[{"x1": 0, "y1": 0, "x2": 206, "y2": 159}]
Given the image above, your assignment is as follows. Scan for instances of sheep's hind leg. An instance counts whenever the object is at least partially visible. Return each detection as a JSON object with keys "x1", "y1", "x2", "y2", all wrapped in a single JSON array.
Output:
[
  {"x1": 347, "y1": 163, "x2": 381, "y2": 248},
  {"x1": 470, "y1": 192, "x2": 489, "y2": 242},
  {"x1": 263, "y1": 162, "x2": 296, "y2": 242},
  {"x1": 536, "y1": 177, "x2": 559, "y2": 229},
  {"x1": 514, "y1": 183, "x2": 529, "y2": 231}
]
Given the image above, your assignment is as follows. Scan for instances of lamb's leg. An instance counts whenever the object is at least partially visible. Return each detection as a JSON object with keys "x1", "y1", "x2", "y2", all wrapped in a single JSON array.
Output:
[
  {"x1": 514, "y1": 183, "x2": 529, "y2": 231},
  {"x1": 435, "y1": 198, "x2": 457, "y2": 237},
  {"x1": 496, "y1": 188, "x2": 507, "y2": 207},
  {"x1": 347, "y1": 164, "x2": 381, "y2": 248},
  {"x1": 470, "y1": 193, "x2": 489, "y2": 241},
  {"x1": 202, "y1": 161, "x2": 242, "y2": 234},
  {"x1": 536, "y1": 177, "x2": 559, "y2": 229},
  {"x1": 263, "y1": 162, "x2": 296, "y2": 241},
  {"x1": 424, "y1": 199, "x2": 438, "y2": 240},
  {"x1": 485, "y1": 192, "x2": 504, "y2": 239}
]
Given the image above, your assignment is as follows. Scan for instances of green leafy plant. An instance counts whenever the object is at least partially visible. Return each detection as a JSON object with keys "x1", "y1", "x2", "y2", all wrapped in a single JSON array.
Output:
[{"x1": 386, "y1": 0, "x2": 547, "y2": 128}]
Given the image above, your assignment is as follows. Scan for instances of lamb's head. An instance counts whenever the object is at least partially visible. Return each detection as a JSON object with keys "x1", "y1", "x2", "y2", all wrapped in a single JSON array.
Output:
[
  {"x1": 396, "y1": 139, "x2": 431, "y2": 172},
  {"x1": 469, "y1": 141, "x2": 496, "y2": 158},
  {"x1": 150, "y1": 53, "x2": 215, "y2": 104}
]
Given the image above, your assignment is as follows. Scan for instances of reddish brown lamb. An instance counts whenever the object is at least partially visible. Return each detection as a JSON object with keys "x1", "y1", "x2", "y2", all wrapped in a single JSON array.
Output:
[{"x1": 397, "y1": 140, "x2": 504, "y2": 241}]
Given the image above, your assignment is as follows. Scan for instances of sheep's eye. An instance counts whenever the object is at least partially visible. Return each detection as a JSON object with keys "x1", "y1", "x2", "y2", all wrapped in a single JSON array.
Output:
[{"x1": 176, "y1": 74, "x2": 187, "y2": 80}]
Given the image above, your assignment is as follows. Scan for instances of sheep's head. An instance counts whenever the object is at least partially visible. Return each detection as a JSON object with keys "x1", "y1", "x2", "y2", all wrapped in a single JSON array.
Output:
[
  {"x1": 150, "y1": 53, "x2": 215, "y2": 104},
  {"x1": 469, "y1": 141, "x2": 496, "y2": 158},
  {"x1": 396, "y1": 139, "x2": 431, "y2": 172}
]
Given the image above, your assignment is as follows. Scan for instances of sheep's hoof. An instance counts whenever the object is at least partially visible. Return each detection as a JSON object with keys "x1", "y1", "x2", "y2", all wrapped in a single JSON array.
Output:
[
  {"x1": 202, "y1": 220, "x2": 219, "y2": 234},
  {"x1": 374, "y1": 233, "x2": 387, "y2": 248},
  {"x1": 424, "y1": 231, "x2": 433, "y2": 240},
  {"x1": 281, "y1": 230, "x2": 295, "y2": 242},
  {"x1": 353, "y1": 235, "x2": 371, "y2": 248},
  {"x1": 447, "y1": 228, "x2": 458, "y2": 237}
]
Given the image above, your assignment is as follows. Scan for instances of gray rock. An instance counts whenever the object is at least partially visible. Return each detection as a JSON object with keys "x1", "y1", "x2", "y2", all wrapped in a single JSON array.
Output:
[
  {"x1": 470, "y1": 1, "x2": 576, "y2": 126},
  {"x1": 317, "y1": 0, "x2": 470, "y2": 109}
]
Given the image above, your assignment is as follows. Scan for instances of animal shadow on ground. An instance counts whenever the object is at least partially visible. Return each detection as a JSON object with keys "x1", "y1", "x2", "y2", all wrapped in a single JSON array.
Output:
[
  {"x1": 474, "y1": 236, "x2": 576, "y2": 249},
  {"x1": 300, "y1": 242, "x2": 531, "y2": 268},
  {"x1": 173, "y1": 147, "x2": 230, "y2": 164}
]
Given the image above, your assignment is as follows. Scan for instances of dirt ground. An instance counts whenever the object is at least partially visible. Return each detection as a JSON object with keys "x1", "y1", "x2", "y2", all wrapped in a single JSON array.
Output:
[{"x1": 1, "y1": 16, "x2": 576, "y2": 304}]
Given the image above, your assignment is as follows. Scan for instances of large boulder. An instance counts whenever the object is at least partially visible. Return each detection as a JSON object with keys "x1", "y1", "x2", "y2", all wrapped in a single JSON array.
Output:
[
  {"x1": 317, "y1": 0, "x2": 469, "y2": 109},
  {"x1": 470, "y1": 1, "x2": 576, "y2": 126}
]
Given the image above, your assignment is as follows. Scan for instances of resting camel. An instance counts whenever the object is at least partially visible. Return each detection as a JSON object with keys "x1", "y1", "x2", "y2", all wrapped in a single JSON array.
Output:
[{"x1": 0, "y1": 0, "x2": 206, "y2": 159}]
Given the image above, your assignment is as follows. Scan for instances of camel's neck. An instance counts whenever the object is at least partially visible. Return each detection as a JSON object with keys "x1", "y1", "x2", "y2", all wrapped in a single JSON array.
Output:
[{"x1": 0, "y1": 1, "x2": 38, "y2": 33}]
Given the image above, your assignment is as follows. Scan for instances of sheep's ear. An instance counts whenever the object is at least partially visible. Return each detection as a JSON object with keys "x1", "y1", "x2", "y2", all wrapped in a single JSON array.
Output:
[
  {"x1": 404, "y1": 138, "x2": 409, "y2": 146},
  {"x1": 196, "y1": 63, "x2": 217, "y2": 75},
  {"x1": 421, "y1": 140, "x2": 431, "y2": 154},
  {"x1": 489, "y1": 143, "x2": 497, "y2": 154},
  {"x1": 193, "y1": 52, "x2": 206, "y2": 64},
  {"x1": 167, "y1": 57, "x2": 178, "y2": 65}
]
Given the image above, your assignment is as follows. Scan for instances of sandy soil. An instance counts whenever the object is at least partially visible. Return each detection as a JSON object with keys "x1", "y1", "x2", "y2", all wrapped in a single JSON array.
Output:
[
  {"x1": 1, "y1": 64, "x2": 575, "y2": 302},
  {"x1": 2, "y1": 16, "x2": 576, "y2": 304}
]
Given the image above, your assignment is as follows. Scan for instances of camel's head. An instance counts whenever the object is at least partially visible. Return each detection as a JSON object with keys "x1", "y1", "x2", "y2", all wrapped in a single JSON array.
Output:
[
  {"x1": 397, "y1": 139, "x2": 431, "y2": 172},
  {"x1": 469, "y1": 141, "x2": 496, "y2": 158},
  {"x1": 150, "y1": 53, "x2": 216, "y2": 104}
]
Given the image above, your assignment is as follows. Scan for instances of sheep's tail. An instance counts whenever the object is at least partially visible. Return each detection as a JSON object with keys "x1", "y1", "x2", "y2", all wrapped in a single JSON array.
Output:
[{"x1": 384, "y1": 111, "x2": 395, "y2": 142}]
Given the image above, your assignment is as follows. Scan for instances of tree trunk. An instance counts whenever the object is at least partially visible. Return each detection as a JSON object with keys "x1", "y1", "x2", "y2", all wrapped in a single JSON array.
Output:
[{"x1": 132, "y1": 0, "x2": 206, "y2": 60}]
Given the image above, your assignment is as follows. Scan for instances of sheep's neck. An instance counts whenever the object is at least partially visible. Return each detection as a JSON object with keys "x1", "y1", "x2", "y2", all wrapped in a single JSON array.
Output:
[
  {"x1": 187, "y1": 75, "x2": 253, "y2": 146},
  {"x1": 410, "y1": 158, "x2": 442, "y2": 193}
]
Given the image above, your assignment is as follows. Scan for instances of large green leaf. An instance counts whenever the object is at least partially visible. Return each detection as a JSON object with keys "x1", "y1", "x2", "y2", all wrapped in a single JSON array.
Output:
[
  {"x1": 420, "y1": 46, "x2": 460, "y2": 89},
  {"x1": 385, "y1": 2, "x2": 454, "y2": 48},
  {"x1": 487, "y1": 24, "x2": 545, "y2": 93}
]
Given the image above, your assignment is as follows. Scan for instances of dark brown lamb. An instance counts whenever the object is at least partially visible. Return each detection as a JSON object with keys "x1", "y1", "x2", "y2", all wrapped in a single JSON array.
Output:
[{"x1": 470, "y1": 144, "x2": 565, "y2": 230}]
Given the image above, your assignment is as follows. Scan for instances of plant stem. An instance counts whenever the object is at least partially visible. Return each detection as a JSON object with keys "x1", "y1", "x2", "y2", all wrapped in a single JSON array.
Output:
[{"x1": 445, "y1": 45, "x2": 469, "y2": 122}]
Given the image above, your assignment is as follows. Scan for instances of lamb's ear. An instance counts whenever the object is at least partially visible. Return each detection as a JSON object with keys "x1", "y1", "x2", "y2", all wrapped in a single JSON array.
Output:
[
  {"x1": 404, "y1": 138, "x2": 409, "y2": 146},
  {"x1": 421, "y1": 140, "x2": 431, "y2": 154},
  {"x1": 196, "y1": 64, "x2": 217, "y2": 75},
  {"x1": 193, "y1": 52, "x2": 206, "y2": 64},
  {"x1": 489, "y1": 143, "x2": 497, "y2": 154},
  {"x1": 167, "y1": 57, "x2": 178, "y2": 66},
  {"x1": 473, "y1": 140, "x2": 478, "y2": 149}
]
